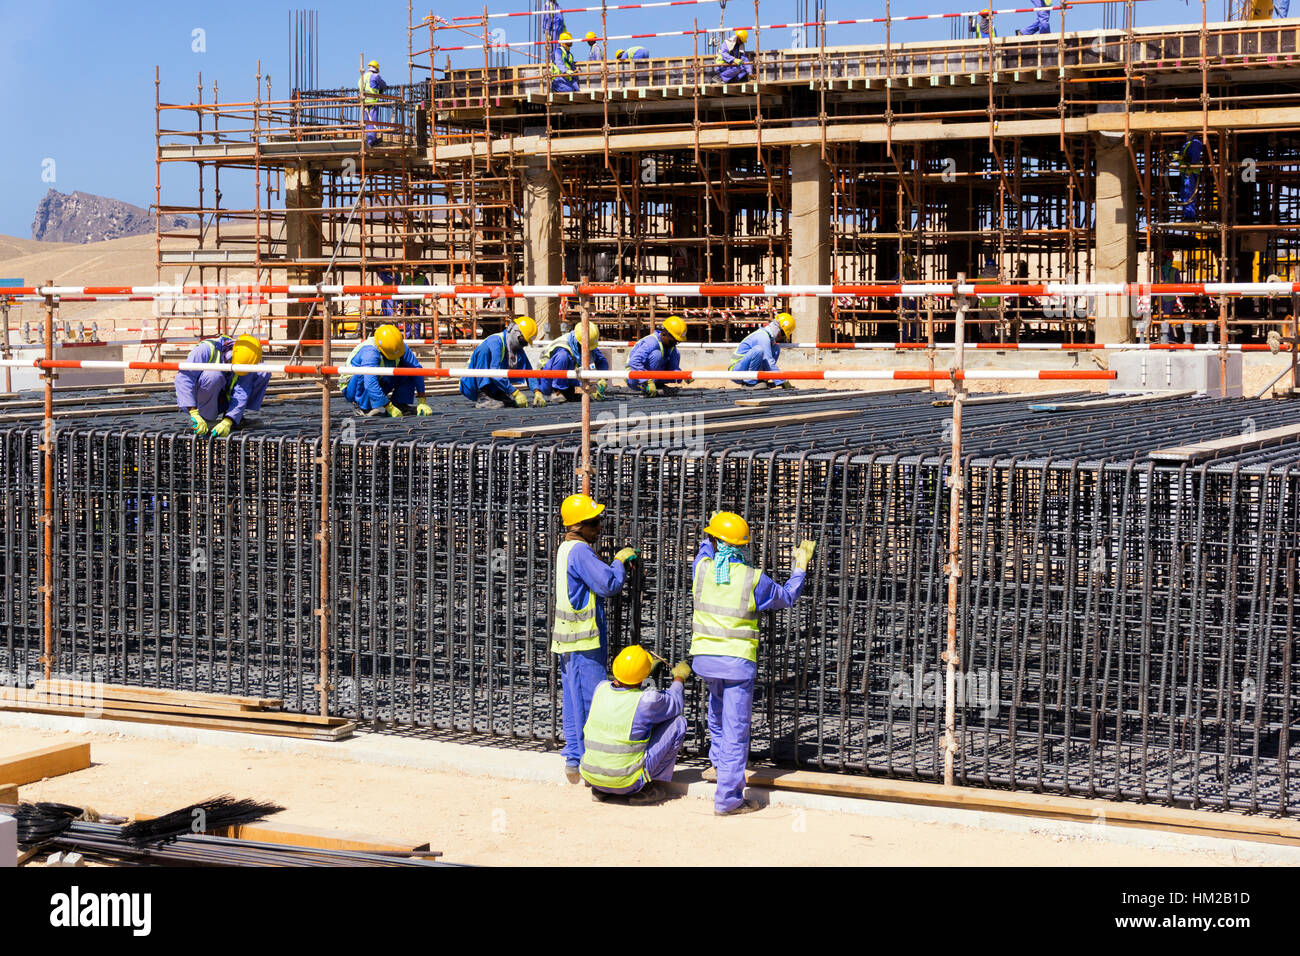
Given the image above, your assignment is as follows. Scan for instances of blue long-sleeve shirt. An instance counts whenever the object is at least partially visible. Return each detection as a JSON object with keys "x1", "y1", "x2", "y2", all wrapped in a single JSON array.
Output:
[
  {"x1": 174, "y1": 337, "x2": 271, "y2": 425},
  {"x1": 462, "y1": 331, "x2": 538, "y2": 399},
  {"x1": 539, "y1": 333, "x2": 609, "y2": 395},
  {"x1": 718, "y1": 35, "x2": 747, "y2": 64},
  {"x1": 690, "y1": 536, "x2": 807, "y2": 680},
  {"x1": 624, "y1": 677, "x2": 684, "y2": 739},
  {"x1": 564, "y1": 538, "x2": 628, "y2": 643},
  {"x1": 732, "y1": 324, "x2": 782, "y2": 369},
  {"x1": 627, "y1": 332, "x2": 681, "y2": 387},
  {"x1": 344, "y1": 340, "x2": 426, "y2": 408}
]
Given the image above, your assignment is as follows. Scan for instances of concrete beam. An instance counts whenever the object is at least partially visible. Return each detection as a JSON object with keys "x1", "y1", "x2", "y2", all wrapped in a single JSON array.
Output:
[
  {"x1": 1094, "y1": 134, "x2": 1137, "y2": 343},
  {"x1": 522, "y1": 158, "x2": 562, "y2": 337},
  {"x1": 790, "y1": 146, "x2": 832, "y2": 343}
]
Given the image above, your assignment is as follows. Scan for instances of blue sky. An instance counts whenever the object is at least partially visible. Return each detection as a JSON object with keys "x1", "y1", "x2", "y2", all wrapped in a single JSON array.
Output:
[{"x1": 0, "y1": 0, "x2": 1214, "y2": 238}]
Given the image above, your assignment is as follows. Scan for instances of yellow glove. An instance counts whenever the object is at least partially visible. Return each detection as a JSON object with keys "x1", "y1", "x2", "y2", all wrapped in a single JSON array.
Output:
[
  {"x1": 189, "y1": 409, "x2": 210, "y2": 436},
  {"x1": 614, "y1": 547, "x2": 638, "y2": 564},
  {"x1": 793, "y1": 539, "x2": 816, "y2": 572},
  {"x1": 594, "y1": 379, "x2": 608, "y2": 400},
  {"x1": 671, "y1": 661, "x2": 692, "y2": 683},
  {"x1": 511, "y1": 390, "x2": 528, "y2": 408},
  {"x1": 415, "y1": 397, "x2": 433, "y2": 416},
  {"x1": 780, "y1": 381, "x2": 796, "y2": 390},
  {"x1": 385, "y1": 403, "x2": 404, "y2": 418},
  {"x1": 645, "y1": 381, "x2": 658, "y2": 398},
  {"x1": 531, "y1": 390, "x2": 547, "y2": 408},
  {"x1": 212, "y1": 417, "x2": 234, "y2": 438}
]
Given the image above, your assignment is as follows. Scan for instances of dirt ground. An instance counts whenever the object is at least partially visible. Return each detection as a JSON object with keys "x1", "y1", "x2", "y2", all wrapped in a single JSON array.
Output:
[{"x1": 1, "y1": 726, "x2": 1265, "y2": 867}]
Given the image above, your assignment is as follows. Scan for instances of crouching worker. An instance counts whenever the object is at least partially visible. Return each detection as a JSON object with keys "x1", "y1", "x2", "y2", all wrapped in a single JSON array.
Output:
[
  {"x1": 539, "y1": 323, "x2": 609, "y2": 402},
  {"x1": 627, "y1": 314, "x2": 686, "y2": 397},
  {"x1": 339, "y1": 323, "x2": 433, "y2": 417},
  {"x1": 582, "y1": 645, "x2": 689, "y2": 806},
  {"x1": 461, "y1": 316, "x2": 547, "y2": 408},
  {"x1": 176, "y1": 334, "x2": 271, "y2": 437}
]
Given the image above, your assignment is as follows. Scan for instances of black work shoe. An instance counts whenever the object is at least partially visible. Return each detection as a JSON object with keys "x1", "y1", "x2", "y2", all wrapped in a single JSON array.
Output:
[
  {"x1": 565, "y1": 765, "x2": 582, "y2": 785},
  {"x1": 627, "y1": 783, "x2": 665, "y2": 806},
  {"x1": 591, "y1": 788, "x2": 615, "y2": 803},
  {"x1": 715, "y1": 798, "x2": 762, "y2": 816}
]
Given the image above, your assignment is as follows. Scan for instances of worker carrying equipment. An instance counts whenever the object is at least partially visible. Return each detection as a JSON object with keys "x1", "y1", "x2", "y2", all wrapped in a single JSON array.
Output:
[
  {"x1": 627, "y1": 315, "x2": 686, "y2": 397},
  {"x1": 460, "y1": 317, "x2": 545, "y2": 408},
  {"x1": 339, "y1": 324, "x2": 432, "y2": 417},
  {"x1": 539, "y1": 324, "x2": 610, "y2": 402},
  {"x1": 727, "y1": 313, "x2": 796, "y2": 388},
  {"x1": 715, "y1": 28, "x2": 752, "y2": 82},
  {"x1": 582, "y1": 644, "x2": 689, "y2": 805},
  {"x1": 691, "y1": 510, "x2": 815, "y2": 814},
  {"x1": 175, "y1": 334, "x2": 271, "y2": 438},
  {"x1": 359, "y1": 60, "x2": 387, "y2": 146},
  {"x1": 554, "y1": 492, "x2": 639, "y2": 784}
]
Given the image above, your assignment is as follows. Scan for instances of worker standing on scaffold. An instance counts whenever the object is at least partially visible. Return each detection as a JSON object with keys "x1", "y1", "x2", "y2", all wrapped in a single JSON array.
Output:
[
  {"x1": 359, "y1": 59, "x2": 386, "y2": 146},
  {"x1": 627, "y1": 315, "x2": 687, "y2": 397},
  {"x1": 727, "y1": 312, "x2": 796, "y2": 388},
  {"x1": 690, "y1": 511, "x2": 815, "y2": 815},
  {"x1": 552, "y1": 493, "x2": 639, "y2": 785},
  {"x1": 715, "y1": 28, "x2": 752, "y2": 82},
  {"x1": 584, "y1": 31, "x2": 605, "y2": 61},
  {"x1": 970, "y1": 8, "x2": 995, "y2": 38},
  {"x1": 1016, "y1": 0, "x2": 1052, "y2": 35},
  {"x1": 175, "y1": 335, "x2": 271, "y2": 437}
]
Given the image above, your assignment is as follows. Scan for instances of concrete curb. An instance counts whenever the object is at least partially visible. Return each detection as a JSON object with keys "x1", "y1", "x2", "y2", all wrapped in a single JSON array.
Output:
[{"x1": 4, "y1": 709, "x2": 1296, "y2": 864}]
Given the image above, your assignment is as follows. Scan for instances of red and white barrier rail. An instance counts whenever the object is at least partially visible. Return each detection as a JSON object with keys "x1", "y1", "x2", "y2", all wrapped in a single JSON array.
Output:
[{"x1": 449, "y1": 0, "x2": 725, "y2": 21}]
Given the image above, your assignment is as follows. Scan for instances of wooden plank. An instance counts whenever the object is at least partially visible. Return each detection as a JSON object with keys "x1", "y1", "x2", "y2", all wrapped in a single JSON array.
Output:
[
  {"x1": 932, "y1": 388, "x2": 1080, "y2": 407},
  {"x1": 0, "y1": 743, "x2": 91, "y2": 786},
  {"x1": 0, "y1": 783, "x2": 18, "y2": 804},
  {"x1": 744, "y1": 767, "x2": 1300, "y2": 845},
  {"x1": 1149, "y1": 422, "x2": 1300, "y2": 463},
  {"x1": 219, "y1": 821, "x2": 437, "y2": 855},
  {"x1": 1030, "y1": 389, "x2": 1195, "y2": 413},
  {"x1": 35, "y1": 680, "x2": 281, "y2": 712},
  {"x1": 32, "y1": 693, "x2": 345, "y2": 727},
  {"x1": 490, "y1": 404, "x2": 756, "y2": 439},
  {"x1": 734, "y1": 386, "x2": 923, "y2": 407},
  {"x1": 0, "y1": 702, "x2": 353, "y2": 741}
]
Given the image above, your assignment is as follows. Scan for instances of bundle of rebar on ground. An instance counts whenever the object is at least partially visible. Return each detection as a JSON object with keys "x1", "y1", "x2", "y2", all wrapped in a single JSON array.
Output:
[{"x1": 3, "y1": 386, "x2": 1300, "y2": 815}]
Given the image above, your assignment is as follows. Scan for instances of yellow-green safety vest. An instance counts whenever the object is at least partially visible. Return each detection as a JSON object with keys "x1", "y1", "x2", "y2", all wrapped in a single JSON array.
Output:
[
  {"x1": 689, "y1": 557, "x2": 760, "y2": 662},
  {"x1": 359, "y1": 72, "x2": 381, "y2": 105},
  {"x1": 338, "y1": 337, "x2": 396, "y2": 391},
  {"x1": 551, "y1": 539, "x2": 600, "y2": 653},
  {"x1": 551, "y1": 48, "x2": 577, "y2": 75},
  {"x1": 579, "y1": 682, "x2": 650, "y2": 790},
  {"x1": 200, "y1": 338, "x2": 239, "y2": 401}
]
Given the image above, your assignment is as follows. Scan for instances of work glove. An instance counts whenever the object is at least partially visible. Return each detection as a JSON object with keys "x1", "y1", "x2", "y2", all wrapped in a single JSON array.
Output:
[
  {"x1": 614, "y1": 547, "x2": 638, "y2": 564},
  {"x1": 779, "y1": 381, "x2": 796, "y2": 391},
  {"x1": 595, "y1": 379, "x2": 609, "y2": 400},
  {"x1": 189, "y1": 409, "x2": 210, "y2": 436},
  {"x1": 645, "y1": 381, "x2": 659, "y2": 398},
  {"x1": 385, "y1": 403, "x2": 404, "y2": 418},
  {"x1": 211, "y1": 417, "x2": 234, "y2": 438},
  {"x1": 793, "y1": 539, "x2": 817, "y2": 572},
  {"x1": 531, "y1": 390, "x2": 547, "y2": 408},
  {"x1": 671, "y1": 661, "x2": 692, "y2": 683},
  {"x1": 415, "y1": 397, "x2": 433, "y2": 416},
  {"x1": 511, "y1": 390, "x2": 528, "y2": 408}
]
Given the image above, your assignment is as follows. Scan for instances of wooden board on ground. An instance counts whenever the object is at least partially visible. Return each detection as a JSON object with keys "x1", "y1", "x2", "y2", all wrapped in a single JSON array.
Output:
[
  {"x1": 35, "y1": 680, "x2": 281, "y2": 712},
  {"x1": 0, "y1": 743, "x2": 91, "y2": 786},
  {"x1": 31, "y1": 693, "x2": 340, "y2": 727},
  {"x1": 491, "y1": 404, "x2": 757, "y2": 439},
  {"x1": 0, "y1": 783, "x2": 18, "y2": 804},
  {"x1": 733, "y1": 386, "x2": 923, "y2": 407},
  {"x1": 0, "y1": 701, "x2": 353, "y2": 742},
  {"x1": 1030, "y1": 389, "x2": 1195, "y2": 413},
  {"x1": 217, "y1": 821, "x2": 440, "y2": 856},
  {"x1": 1149, "y1": 422, "x2": 1300, "y2": 463},
  {"x1": 744, "y1": 767, "x2": 1300, "y2": 846}
]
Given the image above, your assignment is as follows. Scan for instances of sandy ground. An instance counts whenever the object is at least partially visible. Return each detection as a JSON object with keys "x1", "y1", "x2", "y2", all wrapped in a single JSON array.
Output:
[{"x1": 1, "y1": 726, "x2": 1262, "y2": 867}]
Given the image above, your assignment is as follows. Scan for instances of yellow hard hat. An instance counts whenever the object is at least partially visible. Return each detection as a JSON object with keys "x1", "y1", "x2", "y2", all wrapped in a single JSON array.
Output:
[
  {"x1": 612, "y1": 645, "x2": 653, "y2": 685},
  {"x1": 573, "y1": 323, "x2": 599, "y2": 347},
  {"x1": 585, "y1": 31, "x2": 598, "y2": 42},
  {"x1": 515, "y1": 315, "x2": 539, "y2": 344},
  {"x1": 559, "y1": 31, "x2": 573, "y2": 43},
  {"x1": 704, "y1": 510, "x2": 750, "y2": 546},
  {"x1": 368, "y1": 60, "x2": 380, "y2": 69},
  {"x1": 615, "y1": 48, "x2": 626, "y2": 59},
  {"x1": 661, "y1": 315, "x2": 687, "y2": 342},
  {"x1": 561, "y1": 492, "x2": 605, "y2": 527},
  {"x1": 735, "y1": 28, "x2": 748, "y2": 42},
  {"x1": 375, "y1": 323, "x2": 406, "y2": 360},
  {"x1": 776, "y1": 312, "x2": 796, "y2": 337},
  {"x1": 231, "y1": 334, "x2": 263, "y2": 368}
]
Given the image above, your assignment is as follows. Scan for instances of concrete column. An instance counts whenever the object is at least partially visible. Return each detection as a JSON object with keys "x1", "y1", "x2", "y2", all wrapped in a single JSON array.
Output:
[
  {"x1": 1094, "y1": 135, "x2": 1138, "y2": 343},
  {"x1": 790, "y1": 145, "x2": 833, "y2": 343},
  {"x1": 522, "y1": 158, "x2": 562, "y2": 337},
  {"x1": 286, "y1": 163, "x2": 323, "y2": 340}
]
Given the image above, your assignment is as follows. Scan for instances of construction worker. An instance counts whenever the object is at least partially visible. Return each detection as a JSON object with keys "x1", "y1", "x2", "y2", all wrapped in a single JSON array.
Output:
[
  {"x1": 1017, "y1": 0, "x2": 1051, "y2": 34},
  {"x1": 1279, "y1": 2, "x2": 1292, "y2": 16},
  {"x1": 584, "y1": 30, "x2": 605, "y2": 60},
  {"x1": 175, "y1": 334, "x2": 271, "y2": 437},
  {"x1": 582, "y1": 645, "x2": 690, "y2": 805},
  {"x1": 715, "y1": 28, "x2": 752, "y2": 82},
  {"x1": 728, "y1": 312, "x2": 797, "y2": 388},
  {"x1": 970, "y1": 8, "x2": 995, "y2": 38},
  {"x1": 460, "y1": 316, "x2": 546, "y2": 408},
  {"x1": 359, "y1": 60, "x2": 387, "y2": 146},
  {"x1": 539, "y1": 324, "x2": 610, "y2": 403},
  {"x1": 1172, "y1": 136, "x2": 1204, "y2": 221},
  {"x1": 627, "y1": 314, "x2": 686, "y2": 397},
  {"x1": 974, "y1": 255, "x2": 1001, "y2": 342},
  {"x1": 340, "y1": 323, "x2": 433, "y2": 417},
  {"x1": 1158, "y1": 250, "x2": 1191, "y2": 344},
  {"x1": 615, "y1": 46, "x2": 650, "y2": 61},
  {"x1": 553, "y1": 493, "x2": 639, "y2": 784},
  {"x1": 552, "y1": 32, "x2": 581, "y2": 92},
  {"x1": 691, "y1": 511, "x2": 815, "y2": 815}
]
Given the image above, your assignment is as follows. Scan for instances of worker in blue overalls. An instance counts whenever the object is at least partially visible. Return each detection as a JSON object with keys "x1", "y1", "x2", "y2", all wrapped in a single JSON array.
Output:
[
  {"x1": 460, "y1": 316, "x2": 545, "y2": 407},
  {"x1": 627, "y1": 315, "x2": 686, "y2": 397},
  {"x1": 339, "y1": 323, "x2": 433, "y2": 417},
  {"x1": 1017, "y1": 0, "x2": 1051, "y2": 35},
  {"x1": 715, "y1": 29, "x2": 752, "y2": 82},
  {"x1": 539, "y1": 324, "x2": 609, "y2": 403},
  {"x1": 175, "y1": 334, "x2": 271, "y2": 437},
  {"x1": 728, "y1": 312, "x2": 796, "y2": 388}
]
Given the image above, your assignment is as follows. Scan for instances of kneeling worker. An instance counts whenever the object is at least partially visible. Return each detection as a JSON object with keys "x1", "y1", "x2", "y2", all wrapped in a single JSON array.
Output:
[
  {"x1": 339, "y1": 323, "x2": 433, "y2": 417},
  {"x1": 553, "y1": 493, "x2": 640, "y2": 783},
  {"x1": 582, "y1": 645, "x2": 690, "y2": 805},
  {"x1": 176, "y1": 334, "x2": 271, "y2": 437},
  {"x1": 627, "y1": 314, "x2": 686, "y2": 397},
  {"x1": 539, "y1": 323, "x2": 609, "y2": 402},
  {"x1": 691, "y1": 511, "x2": 815, "y2": 815},
  {"x1": 461, "y1": 316, "x2": 547, "y2": 408},
  {"x1": 728, "y1": 311, "x2": 796, "y2": 388}
]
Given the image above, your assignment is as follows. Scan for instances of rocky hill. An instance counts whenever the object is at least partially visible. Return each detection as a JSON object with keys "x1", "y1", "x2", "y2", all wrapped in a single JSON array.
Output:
[{"x1": 30, "y1": 189, "x2": 194, "y2": 243}]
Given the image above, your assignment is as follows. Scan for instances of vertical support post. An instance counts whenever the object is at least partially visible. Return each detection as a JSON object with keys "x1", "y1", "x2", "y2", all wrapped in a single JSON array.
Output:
[
  {"x1": 316, "y1": 288, "x2": 333, "y2": 717},
  {"x1": 1, "y1": 299, "x2": 12, "y2": 394},
  {"x1": 578, "y1": 277, "x2": 592, "y2": 496},
  {"x1": 943, "y1": 273, "x2": 967, "y2": 787},
  {"x1": 1094, "y1": 134, "x2": 1137, "y2": 343},
  {"x1": 41, "y1": 280, "x2": 55, "y2": 680}
]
